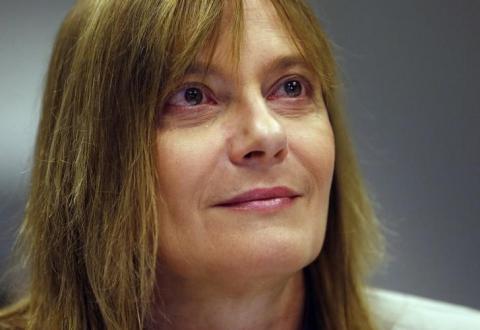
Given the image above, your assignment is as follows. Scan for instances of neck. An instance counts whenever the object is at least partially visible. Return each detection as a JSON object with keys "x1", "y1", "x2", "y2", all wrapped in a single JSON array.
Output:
[{"x1": 150, "y1": 270, "x2": 306, "y2": 330}]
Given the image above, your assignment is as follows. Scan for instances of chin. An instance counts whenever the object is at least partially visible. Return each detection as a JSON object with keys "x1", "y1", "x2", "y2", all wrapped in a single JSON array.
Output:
[{"x1": 211, "y1": 230, "x2": 325, "y2": 280}]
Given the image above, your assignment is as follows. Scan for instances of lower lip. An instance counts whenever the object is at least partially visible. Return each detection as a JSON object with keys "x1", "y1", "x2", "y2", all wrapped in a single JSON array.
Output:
[{"x1": 216, "y1": 197, "x2": 297, "y2": 213}]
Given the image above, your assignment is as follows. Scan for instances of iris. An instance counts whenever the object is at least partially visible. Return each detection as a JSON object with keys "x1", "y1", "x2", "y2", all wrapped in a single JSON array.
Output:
[
  {"x1": 284, "y1": 80, "x2": 302, "y2": 97},
  {"x1": 185, "y1": 87, "x2": 203, "y2": 105}
]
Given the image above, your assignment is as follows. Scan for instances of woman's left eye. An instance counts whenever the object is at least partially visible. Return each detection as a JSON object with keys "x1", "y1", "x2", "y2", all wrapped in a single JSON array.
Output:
[{"x1": 269, "y1": 79, "x2": 307, "y2": 99}]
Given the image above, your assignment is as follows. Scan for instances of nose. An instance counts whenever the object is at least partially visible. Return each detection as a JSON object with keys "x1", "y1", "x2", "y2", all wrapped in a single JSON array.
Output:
[{"x1": 227, "y1": 98, "x2": 288, "y2": 168}]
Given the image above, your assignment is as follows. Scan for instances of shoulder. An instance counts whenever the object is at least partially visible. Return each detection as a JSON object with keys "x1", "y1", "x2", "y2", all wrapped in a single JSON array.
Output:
[{"x1": 366, "y1": 288, "x2": 480, "y2": 330}]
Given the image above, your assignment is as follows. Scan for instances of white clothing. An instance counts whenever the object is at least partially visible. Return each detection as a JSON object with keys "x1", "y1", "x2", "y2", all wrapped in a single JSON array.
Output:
[{"x1": 368, "y1": 289, "x2": 480, "y2": 330}]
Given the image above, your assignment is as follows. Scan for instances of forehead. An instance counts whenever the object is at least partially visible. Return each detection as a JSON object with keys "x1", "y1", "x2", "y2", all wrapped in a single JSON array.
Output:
[{"x1": 195, "y1": 0, "x2": 303, "y2": 76}]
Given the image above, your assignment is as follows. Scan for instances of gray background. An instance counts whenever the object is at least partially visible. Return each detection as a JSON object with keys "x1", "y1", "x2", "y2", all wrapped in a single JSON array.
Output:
[{"x1": 0, "y1": 0, "x2": 479, "y2": 309}]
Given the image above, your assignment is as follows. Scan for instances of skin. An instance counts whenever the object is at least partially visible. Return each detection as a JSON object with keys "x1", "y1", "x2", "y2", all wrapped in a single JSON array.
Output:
[{"x1": 154, "y1": 0, "x2": 335, "y2": 329}]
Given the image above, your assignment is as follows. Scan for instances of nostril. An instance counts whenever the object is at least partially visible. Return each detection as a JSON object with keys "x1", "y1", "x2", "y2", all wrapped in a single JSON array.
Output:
[
  {"x1": 244, "y1": 150, "x2": 264, "y2": 159},
  {"x1": 274, "y1": 148, "x2": 286, "y2": 158}
]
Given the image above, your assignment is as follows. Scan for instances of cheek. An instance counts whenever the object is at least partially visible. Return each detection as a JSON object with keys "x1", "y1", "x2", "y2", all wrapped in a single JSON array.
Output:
[
  {"x1": 287, "y1": 115, "x2": 335, "y2": 189},
  {"x1": 154, "y1": 130, "x2": 223, "y2": 276},
  {"x1": 288, "y1": 115, "x2": 335, "y2": 240},
  {"x1": 155, "y1": 130, "x2": 218, "y2": 206}
]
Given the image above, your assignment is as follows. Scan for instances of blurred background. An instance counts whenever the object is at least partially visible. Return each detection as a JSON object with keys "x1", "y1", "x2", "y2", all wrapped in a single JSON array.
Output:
[{"x1": 0, "y1": 0, "x2": 479, "y2": 309}]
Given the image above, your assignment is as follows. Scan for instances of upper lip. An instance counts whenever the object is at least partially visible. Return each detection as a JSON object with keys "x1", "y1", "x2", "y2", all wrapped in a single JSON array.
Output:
[{"x1": 215, "y1": 186, "x2": 301, "y2": 206}]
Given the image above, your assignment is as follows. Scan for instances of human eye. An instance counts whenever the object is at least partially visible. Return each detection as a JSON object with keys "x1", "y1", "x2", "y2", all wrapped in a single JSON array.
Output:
[
  {"x1": 265, "y1": 75, "x2": 320, "y2": 116},
  {"x1": 267, "y1": 76, "x2": 311, "y2": 101},
  {"x1": 166, "y1": 84, "x2": 216, "y2": 109}
]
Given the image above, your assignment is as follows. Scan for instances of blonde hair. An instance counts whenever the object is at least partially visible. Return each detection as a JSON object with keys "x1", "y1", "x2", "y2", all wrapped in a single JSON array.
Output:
[{"x1": 0, "y1": 0, "x2": 383, "y2": 329}]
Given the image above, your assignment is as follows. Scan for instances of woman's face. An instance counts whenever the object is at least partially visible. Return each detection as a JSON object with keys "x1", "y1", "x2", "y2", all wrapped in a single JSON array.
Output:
[{"x1": 155, "y1": 0, "x2": 335, "y2": 286}]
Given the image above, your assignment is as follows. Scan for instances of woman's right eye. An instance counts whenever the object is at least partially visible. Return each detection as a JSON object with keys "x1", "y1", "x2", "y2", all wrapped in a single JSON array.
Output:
[{"x1": 166, "y1": 85, "x2": 214, "y2": 108}]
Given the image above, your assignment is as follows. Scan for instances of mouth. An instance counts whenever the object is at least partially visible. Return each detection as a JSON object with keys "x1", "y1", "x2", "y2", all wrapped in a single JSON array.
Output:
[{"x1": 214, "y1": 186, "x2": 302, "y2": 212}]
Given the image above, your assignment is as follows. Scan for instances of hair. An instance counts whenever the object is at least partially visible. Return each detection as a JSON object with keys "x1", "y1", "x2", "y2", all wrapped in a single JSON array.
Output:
[{"x1": 0, "y1": 0, "x2": 384, "y2": 329}]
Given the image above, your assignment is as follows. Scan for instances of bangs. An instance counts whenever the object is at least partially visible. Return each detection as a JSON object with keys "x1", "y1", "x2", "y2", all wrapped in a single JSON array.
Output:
[
  {"x1": 151, "y1": 0, "x2": 335, "y2": 118},
  {"x1": 44, "y1": 0, "x2": 334, "y2": 125},
  {"x1": 270, "y1": 1, "x2": 336, "y2": 95},
  {"x1": 151, "y1": 0, "x2": 244, "y2": 112}
]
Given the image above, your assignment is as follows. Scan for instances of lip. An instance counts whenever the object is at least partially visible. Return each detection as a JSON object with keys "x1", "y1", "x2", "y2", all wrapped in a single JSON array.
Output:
[{"x1": 214, "y1": 186, "x2": 301, "y2": 211}]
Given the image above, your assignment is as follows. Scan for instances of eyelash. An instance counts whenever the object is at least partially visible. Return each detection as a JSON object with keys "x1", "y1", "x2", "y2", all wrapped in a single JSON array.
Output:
[
  {"x1": 267, "y1": 76, "x2": 310, "y2": 101},
  {"x1": 166, "y1": 83, "x2": 216, "y2": 108},
  {"x1": 165, "y1": 76, "x2": 311, "y2": 109}
]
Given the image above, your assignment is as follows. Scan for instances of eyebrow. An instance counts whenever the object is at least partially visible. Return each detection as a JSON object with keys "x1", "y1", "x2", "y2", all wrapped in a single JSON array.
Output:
[
  {"x1": 184, "y1": 61, "x2": 224, "y2": 78},
  {"x1": 265, "y1": 55, "x2": 312, "y2": 73},
  {"x1": 184, "y1": 54, "x2": 311, "y2": 79}
]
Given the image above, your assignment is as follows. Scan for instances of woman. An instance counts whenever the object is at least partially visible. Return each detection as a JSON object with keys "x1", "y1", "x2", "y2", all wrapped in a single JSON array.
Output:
[{"x1": 0, "y1": 0, "x2": 395, "y2": 328}]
